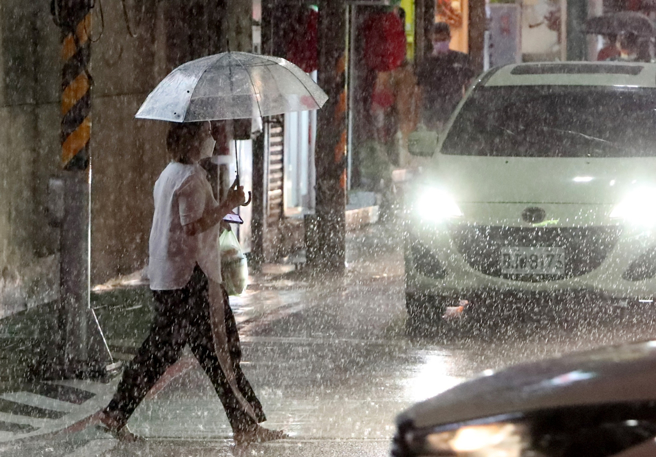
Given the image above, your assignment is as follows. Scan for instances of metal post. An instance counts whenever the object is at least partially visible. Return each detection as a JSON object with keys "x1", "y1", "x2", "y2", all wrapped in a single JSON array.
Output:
[
  {"x1": 468, "y1": 0, "x2": 486, "y2": 75},
  {"x1": 55, "y1": 0, "x2": 112, "y2": 378},
  {"x1": 309, "y1": 0, "x2": 347, "y2": 272}
]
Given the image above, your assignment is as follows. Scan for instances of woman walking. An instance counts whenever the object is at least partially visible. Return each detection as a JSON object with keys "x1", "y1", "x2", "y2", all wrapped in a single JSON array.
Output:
[{"x1": 95, "y1": 122, "x2": 285, "y2": 444}]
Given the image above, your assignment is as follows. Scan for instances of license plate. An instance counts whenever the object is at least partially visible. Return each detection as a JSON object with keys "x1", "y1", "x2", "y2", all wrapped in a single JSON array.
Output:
[{"x1": 500, "y1": 247, "x2": 565, "y2": 275}]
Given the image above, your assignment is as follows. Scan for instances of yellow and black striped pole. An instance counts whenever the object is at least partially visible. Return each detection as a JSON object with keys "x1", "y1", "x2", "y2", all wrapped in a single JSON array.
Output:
[
  {"x1": 60, "y1": 0, "x2": 92, "y2": 171},
  {"x1": 49, "y1": 0, "x2": 113, "y2": 378}
]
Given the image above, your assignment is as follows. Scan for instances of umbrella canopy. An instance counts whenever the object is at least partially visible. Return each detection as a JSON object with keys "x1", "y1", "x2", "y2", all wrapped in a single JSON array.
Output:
[
  {"x1": 135, "y1": 52, "x2": 329, "y2": 123},
  {"x1": 584, "y1": 11, "x2": 655, "y2": 37}
]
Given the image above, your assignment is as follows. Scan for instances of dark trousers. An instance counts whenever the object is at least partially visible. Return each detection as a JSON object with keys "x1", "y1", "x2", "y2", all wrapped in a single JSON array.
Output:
[{"x1": 103, "y1": 266, "x2": 266, "y2": 431}]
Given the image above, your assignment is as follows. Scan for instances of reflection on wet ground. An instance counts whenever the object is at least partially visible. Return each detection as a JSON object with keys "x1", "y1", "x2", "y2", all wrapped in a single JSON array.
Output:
[
  {"x1": 5, "y1": 223, "x2": 656, "y2": 455},
  {"x1": 126, "y1": 224, "x2": 656, "y2": 443}
]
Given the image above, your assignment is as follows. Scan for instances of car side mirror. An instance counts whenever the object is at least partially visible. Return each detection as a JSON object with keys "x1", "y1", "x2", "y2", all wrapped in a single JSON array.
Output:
[{"x1": 408, "y1": 127, "x2": 438, "y2": 157}]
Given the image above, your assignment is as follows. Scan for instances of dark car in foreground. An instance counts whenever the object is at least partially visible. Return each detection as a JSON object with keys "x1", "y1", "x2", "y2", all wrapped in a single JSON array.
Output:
[{"x1": 392, "y1": 341, "x2": 656, "y2": 457}]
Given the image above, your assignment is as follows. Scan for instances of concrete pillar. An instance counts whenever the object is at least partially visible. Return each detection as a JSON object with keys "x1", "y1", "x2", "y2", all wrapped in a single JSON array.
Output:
[{"x1": 309, "y1": 0, "x2": 347, "y2": 272}]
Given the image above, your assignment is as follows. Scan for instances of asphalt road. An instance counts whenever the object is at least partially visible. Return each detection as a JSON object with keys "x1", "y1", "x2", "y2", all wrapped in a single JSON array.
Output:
[{"x1": 4, "y1": 224, "x2": 656, "y2": 456}]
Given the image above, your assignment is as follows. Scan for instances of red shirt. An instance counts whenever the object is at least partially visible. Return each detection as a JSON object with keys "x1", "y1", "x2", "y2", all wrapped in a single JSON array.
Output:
[{"x1": 597, "y1": 45, "x2": 620, "y2": 61}]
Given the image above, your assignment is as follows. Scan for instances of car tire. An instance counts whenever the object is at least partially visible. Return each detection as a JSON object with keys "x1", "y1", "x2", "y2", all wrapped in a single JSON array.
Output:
[{"x1": 405, "y1": 292, "x2": 444, "y2": 335}]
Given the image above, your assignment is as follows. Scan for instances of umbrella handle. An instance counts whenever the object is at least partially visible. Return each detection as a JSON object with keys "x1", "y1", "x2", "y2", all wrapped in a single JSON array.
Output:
[
  {"x1": 242, "y1": 191, "x2": 252, "y2": 206},
  {"x1": 234, "y1": 173, "x2": 251, "y2": 206}
]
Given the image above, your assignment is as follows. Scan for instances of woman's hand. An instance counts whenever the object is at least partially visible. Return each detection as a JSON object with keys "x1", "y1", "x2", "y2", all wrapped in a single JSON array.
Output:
[
  {"x1": 182, "y1": 180, "x2": 245, "y2": 237},
  {"x1": 225, "y1": 180, "x2": 246, "y2": 209}
]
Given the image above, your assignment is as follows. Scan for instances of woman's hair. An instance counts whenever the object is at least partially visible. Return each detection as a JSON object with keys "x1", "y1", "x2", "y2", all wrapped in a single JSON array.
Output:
[
  {"x1": 167, "y1": 122, "x2": 205, "y2": 164},
  {"x1": 432, "y1": 22, "x2": 450, "y2": 38},
  {"x1": 619, "y1": 31, "x2": 639, "y2": 52}
]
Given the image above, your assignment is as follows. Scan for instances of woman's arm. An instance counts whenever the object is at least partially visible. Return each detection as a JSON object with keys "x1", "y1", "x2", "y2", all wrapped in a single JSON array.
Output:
[{"x1": 183, "y1": 182, "x2": 245, "y2": 237}]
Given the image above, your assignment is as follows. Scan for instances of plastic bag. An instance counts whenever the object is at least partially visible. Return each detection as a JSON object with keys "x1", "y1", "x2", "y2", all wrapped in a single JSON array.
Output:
[{"x1": 220, "y1": 229, "x2": 248, "y2": 296}]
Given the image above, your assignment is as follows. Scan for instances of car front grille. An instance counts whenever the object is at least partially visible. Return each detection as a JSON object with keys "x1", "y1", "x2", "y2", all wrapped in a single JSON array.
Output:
[
  {"x1": 411, "y1": 239, "x2": 447, "y2": 279},
  {"x1": 448, "y1": 224, "x2": 622, "y2": 282},
  {"x1": 623, "y1": 245, "x2": 656, "y2": 282}
]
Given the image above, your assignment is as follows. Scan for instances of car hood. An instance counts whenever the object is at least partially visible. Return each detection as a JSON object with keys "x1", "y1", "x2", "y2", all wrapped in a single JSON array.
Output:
[
  {"x1": 428, "y1": 155, "x2": 656, "y2": 204},
  {"x1": 400, "y1": 341, "x2": 656, "y2": 430}
]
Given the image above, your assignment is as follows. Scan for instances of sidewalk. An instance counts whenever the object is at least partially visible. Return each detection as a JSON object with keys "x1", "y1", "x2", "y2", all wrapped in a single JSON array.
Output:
[
  {"x1": 0, "y1": 261, "x2": 310, "y2": 443},
  {"x1": 92, "y1": 263, "x2": 310, "y2": 357},
  {"x1": 0, "y1": 221, "x2": 403, "y2": 444}
]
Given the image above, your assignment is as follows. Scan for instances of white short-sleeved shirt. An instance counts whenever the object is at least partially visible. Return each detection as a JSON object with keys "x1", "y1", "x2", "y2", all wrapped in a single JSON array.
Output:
[{"x1": 148, "y1": 162, "x2": 222, "y2": 290}]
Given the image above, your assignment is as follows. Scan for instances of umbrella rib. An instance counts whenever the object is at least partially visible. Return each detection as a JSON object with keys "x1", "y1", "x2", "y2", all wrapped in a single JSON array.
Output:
[
  {"x1": 243, "y1": 53, "x2": 325, "y2": 111},
  {"x1": 263, "y1": 54, "x2": 325, "y2": 106},
  {"x1": 233, "y1": 55, "x2": 265, "y2": 118},
  {"x1": 262, "y1": 62, "x2": 290, "y2": 114},
  {"x1": 282, "y1": 65, "x2": 324, "y2": 106},
  {"x1": 186, "y1": 52, "x2": 234, "y2": 121}
]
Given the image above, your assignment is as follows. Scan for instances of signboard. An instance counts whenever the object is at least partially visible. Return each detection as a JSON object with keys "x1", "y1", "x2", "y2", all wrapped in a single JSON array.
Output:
[{"x1": 487, "y1": 3, "x2": 522, "y2": 68}]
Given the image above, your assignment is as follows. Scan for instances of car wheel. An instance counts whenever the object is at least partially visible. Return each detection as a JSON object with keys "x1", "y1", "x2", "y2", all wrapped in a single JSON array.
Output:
[{"x1": 405, "y1": 292, "x2": 444, "y2": 335}]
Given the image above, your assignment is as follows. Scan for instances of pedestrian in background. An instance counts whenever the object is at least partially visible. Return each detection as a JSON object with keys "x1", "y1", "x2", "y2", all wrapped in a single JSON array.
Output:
[
  {"x1": 597, "y1": 34, "x2": 620, "y2": 61},
  {"x1": 93, "y1": 122, "x2": 285, "y2": 444},
  {"x1": 416, "y1": 22, "x2": 474, "y2": 131},
  {"x1": 607, "y1": 31, "x2": 652, "y2": 62}
]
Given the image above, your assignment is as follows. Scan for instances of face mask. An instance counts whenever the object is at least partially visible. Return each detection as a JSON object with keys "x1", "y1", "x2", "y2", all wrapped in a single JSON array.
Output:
[
  {"x1": 199, "y1": 136, "x2": 216, "y2": 159},
  {"x1": 432, "y1": 40, "x2": 450, "y2": 55}
]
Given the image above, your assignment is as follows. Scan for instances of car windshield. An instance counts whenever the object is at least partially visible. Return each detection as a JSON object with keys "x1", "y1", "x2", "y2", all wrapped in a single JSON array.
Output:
[{"x1": 442, "y1": 85, "x2": 656, "y2": 157}]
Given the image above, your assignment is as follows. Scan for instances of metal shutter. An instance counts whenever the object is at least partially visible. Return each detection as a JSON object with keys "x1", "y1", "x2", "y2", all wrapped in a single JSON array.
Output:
[{"x1": 267, "y1": 115, "x2": 284, "y2": 224}]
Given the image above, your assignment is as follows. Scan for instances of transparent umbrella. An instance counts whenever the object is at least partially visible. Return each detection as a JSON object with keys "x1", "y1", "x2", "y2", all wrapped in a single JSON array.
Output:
[
  {"x1": 135, "y1": 51, "x2": 328, "y2": 122},
  {"x1": 584, "y1": 11, "x2": 655, "y2": 37},
  {"x1": 136, "y1": 51, "x2": 328, "y2": 208}
]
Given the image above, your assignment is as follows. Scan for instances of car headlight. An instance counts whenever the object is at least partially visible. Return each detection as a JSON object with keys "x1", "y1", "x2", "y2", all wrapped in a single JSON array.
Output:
[
  {"x1": 610, "y1": 188, "x2": 656, "y2": 226},
  {"x1": 415, "y1": 187, "x2": 463, "y2": 223},
  {"x1": 415, "y1": 422, "x2": 528, "y2": 456}
]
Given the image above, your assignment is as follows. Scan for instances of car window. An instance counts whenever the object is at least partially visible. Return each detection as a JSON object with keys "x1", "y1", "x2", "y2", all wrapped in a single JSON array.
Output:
[{"x1": 441, "y1": 85, "x2": 656, "y2": 158}]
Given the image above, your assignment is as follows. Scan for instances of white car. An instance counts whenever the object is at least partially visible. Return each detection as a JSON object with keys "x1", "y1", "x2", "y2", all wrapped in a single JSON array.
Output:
[{"x1": 405, "y1": 62, "x2": 656, "y2": 328}]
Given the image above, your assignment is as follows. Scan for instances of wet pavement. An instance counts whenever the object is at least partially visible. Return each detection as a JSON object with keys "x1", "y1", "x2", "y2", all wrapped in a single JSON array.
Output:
[{"x1": 2, "y1": 223, "x2": 656, "y2": 456}]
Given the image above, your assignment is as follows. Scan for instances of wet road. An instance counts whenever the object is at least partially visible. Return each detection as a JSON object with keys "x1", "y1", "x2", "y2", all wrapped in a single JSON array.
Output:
[{"x1": 5, "y1": 224, "x2": 656, "y2": 456}]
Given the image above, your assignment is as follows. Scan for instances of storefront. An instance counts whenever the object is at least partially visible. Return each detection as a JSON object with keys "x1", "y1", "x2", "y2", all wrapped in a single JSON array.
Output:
[
  {"x1": 436, "y1": 0, "x2": 469, "y2": 53},
  {"x1": 252, "y1": 0, "x2": 400, "y2": 264},
  {"x1": 506, "y1": 0, "x2": 654, "y2": 64}
]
